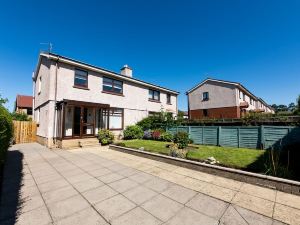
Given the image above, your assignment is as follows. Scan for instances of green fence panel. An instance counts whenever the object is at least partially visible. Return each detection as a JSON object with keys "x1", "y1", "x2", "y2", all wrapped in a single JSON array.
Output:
[
  {"x1": 167, "y1": 125, "x2": 299, "y2": 149},
  {"x1": 220, "y1": 127, "x2": 239, "y2": 147},
  {"x1": 239, "y1": 127, "x2": 260, "y2": 149},
  {"x1": 190, "y1": 127, "x2": 203, "y2": 144},
  {"x1": 203, "y1": 127, "x2": 218, "y2": 145}
]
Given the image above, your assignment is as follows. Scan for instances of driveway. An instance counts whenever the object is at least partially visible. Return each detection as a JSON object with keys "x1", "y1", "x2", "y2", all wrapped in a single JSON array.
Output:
[{"x1": 0, "y1": 143, "x2": 298, "y2": 225}]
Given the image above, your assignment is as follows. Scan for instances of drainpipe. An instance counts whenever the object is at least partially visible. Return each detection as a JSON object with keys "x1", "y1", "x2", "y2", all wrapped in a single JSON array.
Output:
[{"x1": 53, "y1": 57, "x2": 59, "y2": 146}]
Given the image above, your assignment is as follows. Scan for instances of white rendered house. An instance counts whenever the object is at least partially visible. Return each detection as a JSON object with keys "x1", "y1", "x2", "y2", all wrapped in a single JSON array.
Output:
[{"x1": 33, "y1": 52, "x2": 179, "y2": 148}]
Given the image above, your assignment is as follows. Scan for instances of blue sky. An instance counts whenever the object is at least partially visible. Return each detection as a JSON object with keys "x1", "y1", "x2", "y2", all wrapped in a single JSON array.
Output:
[{"x1": 0, "y1": 0, "x2": 300, "y2": 111}]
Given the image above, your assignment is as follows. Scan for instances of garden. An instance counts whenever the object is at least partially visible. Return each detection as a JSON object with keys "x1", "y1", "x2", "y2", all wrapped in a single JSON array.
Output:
[{"x1": 98, "y1": 111, "x2": 300, "y2": 181}]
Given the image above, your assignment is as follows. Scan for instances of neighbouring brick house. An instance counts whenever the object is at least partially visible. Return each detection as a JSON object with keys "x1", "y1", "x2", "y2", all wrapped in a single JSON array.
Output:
[
  {"x1": 14, "y1": 95, "x2": 33, "y2": 117},
  {"x1": 33, "y1": 52, "x2": 179, "y2": 148},
  {"x1": 186, "y1": 78, "x2": 274, "y2": 120}
]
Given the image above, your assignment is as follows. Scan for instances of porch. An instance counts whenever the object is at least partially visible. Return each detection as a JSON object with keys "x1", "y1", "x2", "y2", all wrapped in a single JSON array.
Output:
[{"x1": 56, "y1": 100, "x2": 124, "y2": 142}]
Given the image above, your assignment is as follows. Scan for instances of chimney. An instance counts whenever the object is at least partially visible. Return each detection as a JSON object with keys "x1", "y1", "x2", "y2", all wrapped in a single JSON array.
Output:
[{"x1": 120, "y1": 65, "x2": 132, "y2": 77}]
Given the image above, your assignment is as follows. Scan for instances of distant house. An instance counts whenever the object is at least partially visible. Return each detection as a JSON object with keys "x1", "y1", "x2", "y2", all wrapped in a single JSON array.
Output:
[
  {"x1": 14, "y1": 95, "x2": 33, "y2": 117},
  {"x1": 186, "y1": 78, "x2": 274, "y2": 120},
  {"x1": 33, "y1": 52, "x2": 179, "y2": 148}
]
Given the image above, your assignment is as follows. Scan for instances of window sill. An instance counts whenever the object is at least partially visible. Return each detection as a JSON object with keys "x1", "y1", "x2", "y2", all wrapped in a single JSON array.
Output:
[
  {"x1": 148, "y1": 99, "x2": 161, "y2": 103},
  {"x1": 109, "y1": 128, "x2": 123, "y2": 131},
  {"x1": 73, "y1": 85, "x2": 89, "y2": 90},
  {"x1": 166, "y1": 103, "x2": 172, "y2": 105},
  {"x1": 202, "y1": 99, "x2": 209, "y2": 102},
  {"x1": 102, "y1": 91, "x2": 124, "y2": 97}
]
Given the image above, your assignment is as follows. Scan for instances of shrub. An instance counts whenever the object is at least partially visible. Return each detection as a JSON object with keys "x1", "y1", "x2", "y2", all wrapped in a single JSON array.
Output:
[
  {"x1": 11, "y1": 112, "x2": 30, "y2": 121},
  {"x1": 0, "y1": 105, "x2": 13, "y2": 169},
  {"x1": 98, "y1": 129, "x2": 114, "y2": 145},
  {"x1": 160, "y1": 131, "x2": 173, "y2": 142},
  {"x1": 152, "y1": 129, "x2": 162, "y2": 140},
  {"x1": 143, "y1": 130, "x2": 152, "y2": 140},
  {"x1": 173, "y1": 131, "x2": 189, "y2": 149},
  {"x1": 123, "y1": 125, "x2": 143, "y2": 140}
]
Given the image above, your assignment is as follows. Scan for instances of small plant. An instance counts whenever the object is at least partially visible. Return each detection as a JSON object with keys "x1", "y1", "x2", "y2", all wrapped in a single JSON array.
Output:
[
  {"x1": 160, "y1": 131, "x2": 173, "y2": 142},
  {"x1": 123, "y1": 125, "x2": 143, "y2": 140},
  {"x1": 152, "y1": 129, "x2": 162, "y2": 140},
  {"x1": 11, "y1": 112, "x2": 30, "y2": 121},
  {"x1": 143, "y1": 130, "x2": 152, "y2": 140},
  {"x1": 98, "y1": 129, "x2": 114, "y2": 145},
  {"x1": 173, "y1": 131, "x2": 189, "y2": 149}
]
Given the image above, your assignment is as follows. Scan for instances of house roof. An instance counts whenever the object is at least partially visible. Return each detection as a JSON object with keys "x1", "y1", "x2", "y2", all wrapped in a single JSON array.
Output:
[
  {"x1": 16, "y1": 95, "x2": 33, "y2": 108},
  {"x1": 186, "y1": 78, "x2": 273, "y2": 109},
  {"x1": 34, "y1": 52, "x2": 179, "y2": 95}
]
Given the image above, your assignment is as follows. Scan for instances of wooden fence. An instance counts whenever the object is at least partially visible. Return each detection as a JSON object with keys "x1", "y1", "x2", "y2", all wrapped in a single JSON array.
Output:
[
  {"x1": 13, "y1": 120, "x2": 37, "y2": 144},
  {"x1": 167, "y1": 125, "x2": 300, "y2": 150}
]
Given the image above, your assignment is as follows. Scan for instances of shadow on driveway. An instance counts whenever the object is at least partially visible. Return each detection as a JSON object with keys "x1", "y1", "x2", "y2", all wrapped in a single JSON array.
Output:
[{"x1": 0, "y1": 149, "x2": 24, "y2": 224}]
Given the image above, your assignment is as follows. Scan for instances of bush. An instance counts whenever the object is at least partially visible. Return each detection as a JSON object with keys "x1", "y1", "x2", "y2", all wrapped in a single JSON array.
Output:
[
  {"x1": 0, "y1": 105, "x2": 13, "y2": 168},
  {"x1": 123, "y1": 125, "x2": 143, "y2": 140},
  {"x1": 98, "y1": 129, "x2": 114, "y2": 145},
  {"x1": 11, "y1": 112, "x2": 30, "y2": 121},
  {"x1": 173, "y1": 131, "x2": 189, "y2": 149},
  {"x1": 152, "y1": 129, "x2": 163, "y2": 140},
  {"x1": 160, "y1": 131, "x2": 173, "y2": 142},
  {"x1": 143, "y1": 130, "x2": 152, "y2": 140}
]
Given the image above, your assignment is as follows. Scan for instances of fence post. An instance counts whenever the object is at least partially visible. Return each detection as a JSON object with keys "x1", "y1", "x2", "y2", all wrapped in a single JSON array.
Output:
[
  {"x1": 217, "y1": 126, "x2": 221, "y2": 146},
  {"x1": 202, "y1": 127, "x2": 204, "y2": 144},
  {"x1": 237, "y1": 127, "x2": 240, "y2": 148},
  {"x1": 260, "y1": 125, "x2": 265, "y2": 149}
]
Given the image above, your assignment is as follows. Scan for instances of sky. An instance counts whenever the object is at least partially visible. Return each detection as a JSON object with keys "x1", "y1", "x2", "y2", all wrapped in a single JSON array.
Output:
[{"x1": 0, "y1": 0, "x2": 300, "y2": 112}]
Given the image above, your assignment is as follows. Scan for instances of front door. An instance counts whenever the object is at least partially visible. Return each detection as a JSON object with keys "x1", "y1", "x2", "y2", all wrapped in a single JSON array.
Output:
[{"x1": 72, "y1": 106, "x2": 95, "y2": 138}]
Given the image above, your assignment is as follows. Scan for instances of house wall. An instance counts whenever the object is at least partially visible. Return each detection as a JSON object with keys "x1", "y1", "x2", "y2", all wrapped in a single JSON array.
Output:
[
  {"x1": 34, "y1": 57, "x2": 178, "y2": 142},
  {"x1": 190, "y1": 106, "x2": 240, "y2": 119},
  {"x1": 188, "y1": 81, "x2": 237, "y2": 111}
]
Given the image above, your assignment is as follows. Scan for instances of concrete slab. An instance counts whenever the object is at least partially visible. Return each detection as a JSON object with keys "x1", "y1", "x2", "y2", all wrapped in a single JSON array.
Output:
[
  {"x1": 82, "y1": 185, "x2": 118, "y2": 204},
  {"x1": 164, "y1": 207, "x2": 218, "y2": 225},
  {"x1": 111, "y1": 207, "x2": 162, "y2": 225},
  {"x1": 162, "y1": 184, "x2": 197, "y2": 204},
  {"x1": 94, "y1": 194, "x2": 136, "y2": 222},
  {"x1": 123, "y1": 185, "x2": 158, "y2": 205},
  {"x1": 186, "y1": 193, "x2": 229, "y2": 219},
  {"x1": 141, "y1": 194, "x2": 183, "y2": 222}
]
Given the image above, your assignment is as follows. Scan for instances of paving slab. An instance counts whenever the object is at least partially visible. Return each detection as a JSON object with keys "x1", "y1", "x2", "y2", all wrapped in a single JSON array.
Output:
[
  {"x1": 94, "y1": 194, "x2": 136, "y2": 222},
  {"x1": 123, "y1": 185, "x2": 158, "y2": 205},
  {"x1": 164, "y1": 207, "x2": 218, "y2": 225},
  {"x1": 141, "y1": 194, "x2": 183, "y2": 222},
  {"x1": 82, "y1": 185, "x2": 118, "y2": 204},
  {"x1": 186, "y1": 192, "x2": 229, "y2": 219},
  {"x1": 162, "y1": 184, "x2": 197, "y2": 204},
  {"x1": 111, "y1": 207, "x2": 162, "y2": 225}
]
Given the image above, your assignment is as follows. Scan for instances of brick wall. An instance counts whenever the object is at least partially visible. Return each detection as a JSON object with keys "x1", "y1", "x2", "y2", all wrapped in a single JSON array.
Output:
[{"x1": 190, "y1": 106, "x2": 241, "y2": 119}]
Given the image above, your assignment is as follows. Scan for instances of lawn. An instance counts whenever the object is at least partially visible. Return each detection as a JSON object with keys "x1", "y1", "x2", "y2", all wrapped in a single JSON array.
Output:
[{"x1": 118, "y1": 139, "x2": 266, "y2": 171}]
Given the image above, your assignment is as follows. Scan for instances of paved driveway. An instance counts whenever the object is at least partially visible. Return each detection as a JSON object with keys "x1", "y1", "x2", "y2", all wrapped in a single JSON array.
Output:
[{"x1": 0, "y1": 143, "x2": 299, "y2": 225}]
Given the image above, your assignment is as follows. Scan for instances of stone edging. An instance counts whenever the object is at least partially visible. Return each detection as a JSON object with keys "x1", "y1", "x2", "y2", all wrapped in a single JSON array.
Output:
[{"x1": 109, "y1": 144, "x2": 300, "y2": 196}]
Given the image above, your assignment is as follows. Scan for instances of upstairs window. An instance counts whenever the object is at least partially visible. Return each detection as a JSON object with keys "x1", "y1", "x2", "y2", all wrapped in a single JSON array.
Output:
[
  {"x1": 74, "y1": 69, "x2": 88, "y2": 87},
  {"x1": 103, "y1": 77, "x2": 123, "y2": 94},
  {"x1": 167, "y1": 94, "x2": 171, "y2": 104},
  {"x1": 202, "y1": 92, "x2": 209, "y2": 101},
  {"x1": 239, "y1": 91, "x2": 243, "y2": 99},
  {"x1": 243, "y1": 94, "x2": 246, "y2": 101},
  {"x1": 149, "y1": 90, "x2": 160, "y2": 101},
  {"x1": 38, "y1": 76, "x2": 42, "y2": 93}
]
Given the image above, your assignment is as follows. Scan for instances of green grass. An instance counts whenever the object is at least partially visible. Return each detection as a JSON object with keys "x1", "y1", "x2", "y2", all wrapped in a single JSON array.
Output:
[{"x1": 119, "y1": 139, "x2": 266, "y2": 171}]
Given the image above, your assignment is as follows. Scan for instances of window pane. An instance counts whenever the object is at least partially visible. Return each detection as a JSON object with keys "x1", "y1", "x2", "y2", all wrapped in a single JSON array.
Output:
[
  {"x1": 75, "y1": 69, "x2": 87, "y2": 86},
  {"x1": 154, "y1": 91, "x2": 159, "y2": 100},
  {"x1": 109, "y1": 108, "x2": 123, "y2": 129},
  {"x1": 149, "y1": 90, "x2": 153, "y2": 98},
  {"x1": 75, "y1": 76, "x2": 87, "y2": 86},
  {"x1": 103, "y1": 77, "x2": 113, "y2": 85},
  {"x1": 103, "y1": 83, "x2": 113, "y2": 92},
  {"x1": 114, "y1": 82, "x2": 123, "y2": 93}
]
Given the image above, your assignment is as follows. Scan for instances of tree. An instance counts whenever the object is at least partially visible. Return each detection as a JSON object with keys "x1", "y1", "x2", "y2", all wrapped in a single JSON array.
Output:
[
  {"x1": 298, "y1": 95, "x2": 300, "y2": 111},
  {"x1": 288, "y1": 103, "x2": 296, "y2": 112},
  {"x1": 0, "y1": 94, "x2": 8, "y2": 106}
]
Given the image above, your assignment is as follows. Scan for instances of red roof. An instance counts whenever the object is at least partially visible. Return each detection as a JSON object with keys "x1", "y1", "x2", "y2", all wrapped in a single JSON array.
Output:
[{"x1": 16, "y1": 95, "x2": 33, "y2": 108}]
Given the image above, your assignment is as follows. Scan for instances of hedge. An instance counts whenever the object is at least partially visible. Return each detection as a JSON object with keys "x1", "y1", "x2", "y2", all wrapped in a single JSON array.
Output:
[{"x1": 0, "y1": 105, "x2": 13, "y2": 169}]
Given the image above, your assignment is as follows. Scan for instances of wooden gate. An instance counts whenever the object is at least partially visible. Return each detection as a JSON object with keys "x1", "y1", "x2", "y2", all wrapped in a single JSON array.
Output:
[{"x1": 13, "y1": 121, "x2": 37, "y2": 144}]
